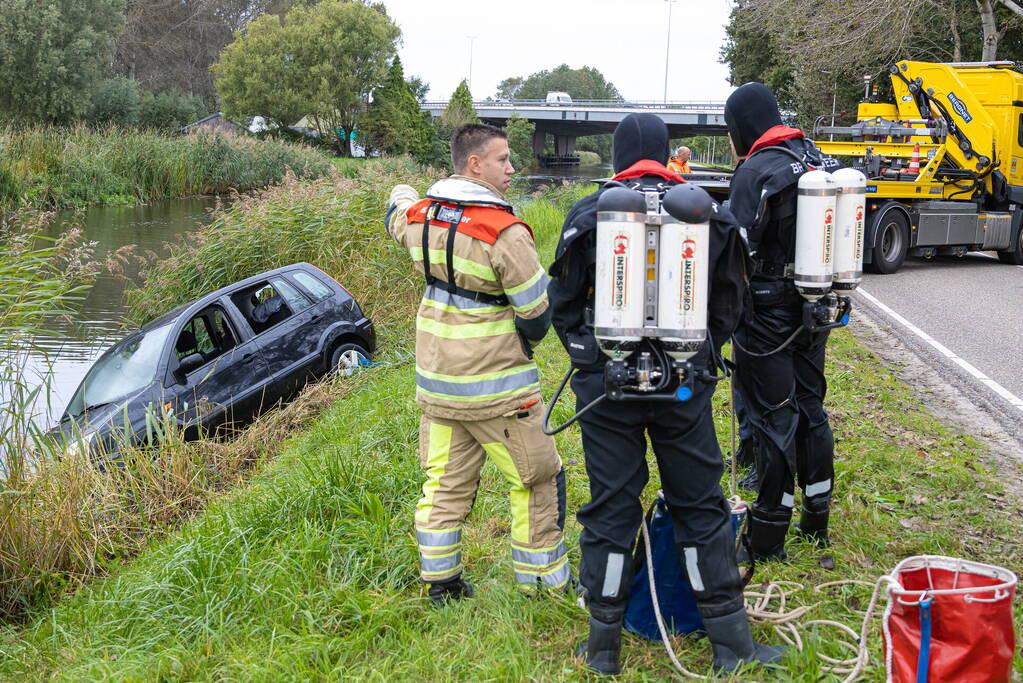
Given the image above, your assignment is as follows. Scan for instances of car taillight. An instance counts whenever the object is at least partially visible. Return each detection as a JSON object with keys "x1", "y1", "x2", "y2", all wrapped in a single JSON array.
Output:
[{"x1": 312, "y1": 264, "x2": 351, "y2": 297}]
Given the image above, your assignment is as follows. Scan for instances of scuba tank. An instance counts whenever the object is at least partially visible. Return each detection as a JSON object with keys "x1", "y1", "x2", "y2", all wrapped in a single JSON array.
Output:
[
  {"x1": 594, "y1": 182, "x2": 715, "y2": 402},
  {"x1": 831, "y1": 168, "x2": 867, "y2": 292},
  {"x1": 544, "y1": 181, "x2": 724, "y2": 434},
  {"x1": 793, "y1": 170, "x2": 838, "y2": 302}
]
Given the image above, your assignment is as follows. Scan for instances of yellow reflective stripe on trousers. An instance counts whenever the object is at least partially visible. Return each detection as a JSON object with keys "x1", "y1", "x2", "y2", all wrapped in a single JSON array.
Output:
[
  {"x1": 415, "y1": 423, "x2": 452, "y2": 527},
  {"x1": 515, "y1": 557, "x2": 571, "y2": 589},
  {"x1": 482, "y1": 441, "x2": 530, "y2": 545},
  {"x1": 511, "y1": 540, "x2": 567, "y2": 569},
  {"x1": 408, "y1": 246, "x2": 497, "y2": 281},
  {"x1": 416, "y1": 315, "x2": 516, "y2": 340}
]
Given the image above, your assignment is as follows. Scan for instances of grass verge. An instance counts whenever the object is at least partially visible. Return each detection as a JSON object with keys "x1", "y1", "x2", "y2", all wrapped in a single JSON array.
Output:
[
  {"x1": 0, "y1": 125, "x2": 334, "y2": 210},
  {"x1": 1, "y1": 175, "x2": 1019, "y2": 680}
]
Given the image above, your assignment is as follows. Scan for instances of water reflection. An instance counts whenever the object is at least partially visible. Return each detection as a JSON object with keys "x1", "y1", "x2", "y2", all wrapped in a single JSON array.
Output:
[{"x1": 19, "y1": 197, "x2": 221, "y2": 425}]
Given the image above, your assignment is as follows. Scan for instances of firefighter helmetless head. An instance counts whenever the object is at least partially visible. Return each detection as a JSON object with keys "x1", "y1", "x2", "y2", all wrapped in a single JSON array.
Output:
[
  {"x1": 724, "y1": 82, "x2": 784, "y2": 158},
  {"x1": 452, "y1": 123, "x2": 515, "y2": 193}
]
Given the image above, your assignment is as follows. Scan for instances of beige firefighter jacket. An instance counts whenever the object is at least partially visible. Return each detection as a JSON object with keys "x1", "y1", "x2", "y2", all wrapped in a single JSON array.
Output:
[{"x1": 386, "y1": 176, "x2": 550, "y2": 420}]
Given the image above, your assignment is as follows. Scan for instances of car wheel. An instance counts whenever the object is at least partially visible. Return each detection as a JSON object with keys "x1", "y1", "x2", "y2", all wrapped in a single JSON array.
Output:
[
  {"x1": 866, "y1": 209, "x2": 909, "y2": 274},
  {"x1": 329, "y1": 342, "x2": 370, "y2": 377},
  {"x1": 997, "y1": 216, "x2": 1023, "y2": 264}
]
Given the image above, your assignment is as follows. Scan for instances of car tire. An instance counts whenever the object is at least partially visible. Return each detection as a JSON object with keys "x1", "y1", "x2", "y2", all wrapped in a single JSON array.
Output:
[
  {"x1": 997, "y1": 217, "x2": 1023, "y2": 264},
  {"x1": 329, "y1": 342, "x2": 370, "y2": 378},
  {"x1": 866, "y1": 209, "x2": 909, "y2": 274}
]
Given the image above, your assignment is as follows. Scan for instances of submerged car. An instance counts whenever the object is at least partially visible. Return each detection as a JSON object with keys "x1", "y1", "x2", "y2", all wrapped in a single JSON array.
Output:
[{"x1": 54, "y1": 262, "x2": 375, "y2": 454}]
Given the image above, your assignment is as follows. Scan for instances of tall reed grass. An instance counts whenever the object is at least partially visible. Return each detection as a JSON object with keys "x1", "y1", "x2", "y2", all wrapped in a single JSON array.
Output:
[
  {"x1": 0, "y1": 157, "x2": 438, "y2": 618},
  {"x1": 0, "y1": 125, "x2": 334, "y2": 210}
]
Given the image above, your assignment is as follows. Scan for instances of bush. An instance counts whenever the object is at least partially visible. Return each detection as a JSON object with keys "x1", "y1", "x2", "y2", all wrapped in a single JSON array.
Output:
[
  {"x1": 506, "y1": 114, "x2": 536, "y2": 171},
  {"x1": 87, "y1": 78, "x2": 141, "y2": 127},
  {"x1": 138, "y1": 90, "x2": 208, "y2": 131}
]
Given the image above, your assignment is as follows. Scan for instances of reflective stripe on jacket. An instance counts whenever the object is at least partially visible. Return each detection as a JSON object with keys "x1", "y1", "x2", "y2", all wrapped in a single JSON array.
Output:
[{"x1": 387, "y1": 176, "x2": 550, "y2": 419}]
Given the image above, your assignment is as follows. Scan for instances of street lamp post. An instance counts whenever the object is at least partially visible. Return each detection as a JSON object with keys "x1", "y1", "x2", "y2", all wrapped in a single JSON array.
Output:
[
  {"x1": 467, "y1": 36, "x2": 476, "y2": 90},
  {"x1": 663, "y1": 0, "x2": 678, "y2": 104},
  {"x1": 821, "y1": 69, "x2": 837, "y2": 141}
]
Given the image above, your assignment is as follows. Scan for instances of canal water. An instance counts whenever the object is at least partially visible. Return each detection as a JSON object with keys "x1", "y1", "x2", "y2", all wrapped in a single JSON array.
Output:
[{"x1": 20, "y1": 198, "x2": 220, "y2": 426}]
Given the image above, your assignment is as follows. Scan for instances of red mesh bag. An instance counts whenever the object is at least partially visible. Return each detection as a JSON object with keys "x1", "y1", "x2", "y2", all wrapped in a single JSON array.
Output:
[{"x1": 883, "y1": 556, "x2": 1017, "y2": 683}]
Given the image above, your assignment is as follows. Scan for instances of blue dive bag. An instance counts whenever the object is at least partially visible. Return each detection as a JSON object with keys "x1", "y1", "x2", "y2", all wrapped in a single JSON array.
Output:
[{"x1": 624, "y1": 494, "x2": 747, "y2": 641}]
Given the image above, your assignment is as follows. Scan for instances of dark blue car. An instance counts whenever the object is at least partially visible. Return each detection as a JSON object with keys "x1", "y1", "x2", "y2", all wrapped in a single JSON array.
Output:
[{"x1": 54, "y1": 262, "x2": 375, "y2": 454}]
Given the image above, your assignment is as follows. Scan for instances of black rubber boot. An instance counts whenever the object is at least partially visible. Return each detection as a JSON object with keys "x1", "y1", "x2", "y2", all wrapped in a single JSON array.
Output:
[
  {"x1": 702, "y1": 607, "x2": 787, "y2": 672},
  {"x1": 576, "y1": 609, "x2": 622, "y2": 676},
  {"x1": 795, "y1": 503, "x2": 830, "y2": 546},
  {"x1": 748, "y1": 506, "x2": 790, "y2": 561},
  {"x1": 428, "y1": 576, "x2": 474, "y2": 606},
  {"x1": 735, "y1": 436, "x2": 757, "y2": 468}
]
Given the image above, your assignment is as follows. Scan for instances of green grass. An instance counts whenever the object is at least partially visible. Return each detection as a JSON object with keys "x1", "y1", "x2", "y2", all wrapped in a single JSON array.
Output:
[
  {"x1": 0, "y1": 176, "x2": 1019, "y2": 680},
  {"x1": 0, "y1": 125, "x2": 335, "y2": 210}
]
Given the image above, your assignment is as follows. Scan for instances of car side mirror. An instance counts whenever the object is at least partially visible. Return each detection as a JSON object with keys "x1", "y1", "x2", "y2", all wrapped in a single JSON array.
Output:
[{"x1": 175, "y1": 353, "x2": 204, "y2": 383}]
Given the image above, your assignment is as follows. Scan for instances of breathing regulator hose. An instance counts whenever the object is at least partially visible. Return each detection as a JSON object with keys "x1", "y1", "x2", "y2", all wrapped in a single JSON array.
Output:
[{"x1": 542, "y1": 367, "x2": 605, "y2": 436}]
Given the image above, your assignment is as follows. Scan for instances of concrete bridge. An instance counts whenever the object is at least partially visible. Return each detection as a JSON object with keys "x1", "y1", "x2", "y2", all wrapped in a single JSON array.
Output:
[{"x1": 421, "y1": 99, "x2": 727, "y2": 166}]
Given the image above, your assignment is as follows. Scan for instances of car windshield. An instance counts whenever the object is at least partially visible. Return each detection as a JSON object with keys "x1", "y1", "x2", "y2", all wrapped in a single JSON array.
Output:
[{"x1": 64, "y1": 323, "x2": 173, "y2": 420}]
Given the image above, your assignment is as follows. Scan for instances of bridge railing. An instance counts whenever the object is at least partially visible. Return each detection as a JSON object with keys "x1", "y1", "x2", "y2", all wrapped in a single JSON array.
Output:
[{"x1": 421, "y1": 99, "x2": 726, "y2": 111}]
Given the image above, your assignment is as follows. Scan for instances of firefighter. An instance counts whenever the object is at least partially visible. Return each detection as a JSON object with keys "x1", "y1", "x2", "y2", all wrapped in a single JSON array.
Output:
[
  {"x1": 667, "y1": 145, "x2": 692, "y2": 174},
  {"x1": 385, "y1": 123, "x2": 571, "y2": 604},
  {"x1": 724, "y1": 82, "x2": 842, "y2": 561},
  {"x1": 549, "y1": 113, "x2": 784, "y2": 675}
]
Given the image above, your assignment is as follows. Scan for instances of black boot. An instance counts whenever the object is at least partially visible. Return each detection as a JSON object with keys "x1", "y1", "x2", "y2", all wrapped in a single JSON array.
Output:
[
  {"x1": 795, "y1": 503, "x2": 830, "y2": 546},
  {"x1": 748, "y1": 506, "x2": 790, "y2": 561},
  {"x1": 702, "y1": 607, "x2": 787, "y2": 672},
  {"x1": 428, "y1": 576, "x2": 474, "y2": 606},
  {"x1": 576, "y1": 609, "x2": 622, "y2": 676}
]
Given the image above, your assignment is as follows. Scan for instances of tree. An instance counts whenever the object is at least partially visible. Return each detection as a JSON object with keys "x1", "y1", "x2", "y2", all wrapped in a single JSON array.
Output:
[
  {"x1": 87, "y1": 78, "x2": 141, "y2": 127},
  {"x1": 721, "y1": 0, "x2": 1023, "y2": 128},
  {"x1": 495, "y1": 77, "x2": 524, "y2": 101},
  {"x1": 506, "y1": 114, "x2": 536, "y2": 170},
  {"x1": 213, "y1": 0, "x2": 400, "y2": 155},
  {"x1": 509, "y1": 64, "x2": 622, "y2": 102},
  {"x1": 113, "y1": 0, "x2": 302, "y2": 106},
  {"x1": 441, "y1": 80, "x2": 480, "y2": 132},
  {"x1": 211, "y1": 12, "x2": 310, "y2": 131},
  {"x1": 0, "y1": 0, "x2": 125, "y2": 123},
  {"x1": 360, "y1": 57, "x2": 433, "y2": 161}
]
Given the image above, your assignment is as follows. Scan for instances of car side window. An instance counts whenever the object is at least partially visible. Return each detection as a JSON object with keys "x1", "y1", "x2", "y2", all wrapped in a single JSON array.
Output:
[
  {"x1": 175, "y1": 306, "x2": 238, "y2": 365},
  {"x1": 231, "y1": 282, "x2": 295, "y2": 334},
  {"x1": 292, "y1": 271, "x2": 333, "y2": 301},
  {"x1": 272, "y1": 277, "x2": 312, "y2": 314}
]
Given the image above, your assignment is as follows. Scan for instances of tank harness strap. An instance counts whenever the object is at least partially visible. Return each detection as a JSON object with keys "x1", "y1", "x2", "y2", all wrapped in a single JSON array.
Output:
[{"x1": 420, "y1": 200, "x2": 510, "y2": 307}]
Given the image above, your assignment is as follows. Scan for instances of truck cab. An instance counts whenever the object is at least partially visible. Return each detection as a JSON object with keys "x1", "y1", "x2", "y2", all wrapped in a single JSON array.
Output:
[{"x1": 814, "y1": 61, "x2": 1023, "y2": 273}]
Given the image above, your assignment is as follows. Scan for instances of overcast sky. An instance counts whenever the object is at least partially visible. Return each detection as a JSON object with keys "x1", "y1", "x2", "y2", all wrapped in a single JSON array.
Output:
[{"x1": 379, "y1": 0, "x2": 735, "y2": 103}]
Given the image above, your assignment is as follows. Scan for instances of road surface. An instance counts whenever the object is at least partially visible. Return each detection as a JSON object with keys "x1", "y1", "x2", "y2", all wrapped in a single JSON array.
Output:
[{"x1": 853, "y1": 252, "x2": 1023, "y2": 437}]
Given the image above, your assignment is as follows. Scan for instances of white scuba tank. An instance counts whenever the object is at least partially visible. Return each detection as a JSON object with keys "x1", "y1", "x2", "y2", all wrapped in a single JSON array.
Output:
[
  {"x1": 794, "y1": 170, "x2": 838, "y2": 301},
  {"x1": 595, "y1": 187, "x2": 648, "y2": 359},
  {"x1": 657, "y1": 184, "x2": 712, "y2": 360},
  {"x1": 831, "y1": 168, "x2": 867, "y2": 291}
]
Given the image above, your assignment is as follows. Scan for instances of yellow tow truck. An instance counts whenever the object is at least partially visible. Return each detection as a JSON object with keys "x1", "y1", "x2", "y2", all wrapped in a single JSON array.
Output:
[{"x1": 814, "y1": 60, "x2": 1023, "y2": 273}]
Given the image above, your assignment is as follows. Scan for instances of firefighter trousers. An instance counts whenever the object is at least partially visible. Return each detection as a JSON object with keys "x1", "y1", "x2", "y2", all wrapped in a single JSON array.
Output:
[
  {"x1": 414, "y1": 404, "x2": 569, "y2": 589},
  {"x1": 734, "y1": 282, "x2": 835, "y2": 553},
  {"x1": 571, "y1": 369, "x2": 745, "y2": 619}
]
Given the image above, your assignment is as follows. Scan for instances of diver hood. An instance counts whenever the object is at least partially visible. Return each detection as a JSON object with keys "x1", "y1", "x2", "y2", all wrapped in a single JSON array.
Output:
[
  {"x1": 724, "y1": 82, "x2": 784, "y2": 158},
  {"x1": 612, "y1": 113, "x2": 671, "y2": 173}
]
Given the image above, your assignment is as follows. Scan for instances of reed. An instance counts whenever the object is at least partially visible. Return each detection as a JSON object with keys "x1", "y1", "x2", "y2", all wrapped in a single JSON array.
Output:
[{"x1": 0, "y1": 125, "x2": 334, "y2": 210}]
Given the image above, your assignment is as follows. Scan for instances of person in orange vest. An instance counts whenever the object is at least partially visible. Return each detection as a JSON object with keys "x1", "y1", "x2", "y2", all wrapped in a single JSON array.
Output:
[
  {"x1": 385, "y1": 124, "x2": 572, "y2": 605},
  {"x1": 667, "y1": 145, "x2": 691, "y2": 174}
]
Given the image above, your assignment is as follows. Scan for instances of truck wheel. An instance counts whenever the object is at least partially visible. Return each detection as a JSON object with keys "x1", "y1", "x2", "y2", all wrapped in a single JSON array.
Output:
[
  {"x1": 330, "y1": 342, "x2": 370, "y2": 377},
  {"x1": 996, "y1": 222, "x2": 1023, "y2": 264},
  {"x1": 867, "y1": 210, "x2": 909, "y2": 274}
]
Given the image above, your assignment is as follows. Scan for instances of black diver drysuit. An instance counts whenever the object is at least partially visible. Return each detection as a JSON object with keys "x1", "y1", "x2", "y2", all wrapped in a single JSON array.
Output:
[
  {"x1": 725, "y1": 82, "x2": 843, "y2": 560},
  {"x1": 549, "y1": 113, "x2": 782, "y2": 675}
]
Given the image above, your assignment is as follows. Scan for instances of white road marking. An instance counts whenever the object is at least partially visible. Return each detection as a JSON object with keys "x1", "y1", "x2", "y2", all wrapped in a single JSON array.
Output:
[{"x1": 857, "y1": 288, "x2": 1023, "y2": 414}]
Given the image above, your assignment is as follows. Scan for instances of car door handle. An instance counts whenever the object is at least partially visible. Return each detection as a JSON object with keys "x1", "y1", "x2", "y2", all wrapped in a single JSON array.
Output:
[
  {"x1": 241, "y1": 352, "x2": 257, "y2": 364},
  {"x1": 310, "y1": 313, "x2": 323, "y2": 323}
]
